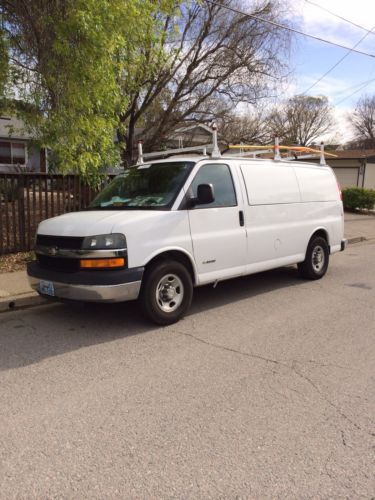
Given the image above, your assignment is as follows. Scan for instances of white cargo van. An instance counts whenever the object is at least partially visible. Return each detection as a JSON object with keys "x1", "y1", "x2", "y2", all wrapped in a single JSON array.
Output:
[{"x1": 27, "y1": 154, "x2": 347, "y2": 324}]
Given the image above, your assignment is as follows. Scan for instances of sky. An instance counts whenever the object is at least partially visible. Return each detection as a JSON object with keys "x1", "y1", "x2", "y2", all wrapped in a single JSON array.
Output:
[{"x1": 284, "y1": 0, "x2": 375, "y2": 142}]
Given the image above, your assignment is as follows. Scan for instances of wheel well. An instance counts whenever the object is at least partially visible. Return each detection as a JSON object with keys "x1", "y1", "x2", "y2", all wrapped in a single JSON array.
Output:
[
  {"x1": 311, "y1": 229, "x2": 329, "y2": 243},
  {"x1": 145, "y1": 251, "x2": 196, "y2": 284},
  {"x1": 309, "y1": 229, "x2": 330, "y2": 252}
]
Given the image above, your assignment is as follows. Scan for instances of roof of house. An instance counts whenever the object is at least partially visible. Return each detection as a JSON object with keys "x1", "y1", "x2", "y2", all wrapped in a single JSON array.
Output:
[
  {"x1": 328, "y1": 149, "x2": 375, "y2": 159},
  {"x1": 170, "y1": 123, "x2": 214, "y2": 136}
]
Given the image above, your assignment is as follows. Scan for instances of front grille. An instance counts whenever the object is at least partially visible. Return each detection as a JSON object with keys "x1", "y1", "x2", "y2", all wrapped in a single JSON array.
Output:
[
  {"x1": 36, "y1": 234, "x2": 84, "y2": 250},
  {"x1": 37, "y1": 254, "x2": 80, "y2": 273}
]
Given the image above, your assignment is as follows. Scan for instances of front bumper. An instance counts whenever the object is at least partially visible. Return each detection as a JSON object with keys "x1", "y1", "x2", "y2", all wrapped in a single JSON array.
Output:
[{"x1": 27, "y1": 261, "x2": 144, "y2": 303}]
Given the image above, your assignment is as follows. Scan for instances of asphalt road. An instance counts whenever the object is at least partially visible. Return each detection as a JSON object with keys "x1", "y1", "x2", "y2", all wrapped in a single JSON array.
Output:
[{"x1": 1, "y1": 242, "x2": 374, "y2": 499}]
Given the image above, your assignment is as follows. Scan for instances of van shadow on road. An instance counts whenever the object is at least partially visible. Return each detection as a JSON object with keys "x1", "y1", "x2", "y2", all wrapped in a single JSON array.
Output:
[{"x1": 0, "y1": 266, "x2": 305, "y2": 371}]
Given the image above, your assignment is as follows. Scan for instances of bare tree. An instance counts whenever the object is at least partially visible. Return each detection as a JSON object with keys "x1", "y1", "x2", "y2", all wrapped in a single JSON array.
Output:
[
  {"x1": 267, "y1": 95, "x2": 334, "y2": 145},
  {"x1": 347, "y1": 94, "x2": 375, "y2": 149},
  {"x1": 218, "y1": 109, "x2": 270, "y2": 147},
  {"x1": 119, "y1": 0, "x2": 292, "y2": 164}
]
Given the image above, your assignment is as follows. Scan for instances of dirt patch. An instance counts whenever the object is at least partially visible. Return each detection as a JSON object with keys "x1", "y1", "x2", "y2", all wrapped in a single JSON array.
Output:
[{"x1": 0, "y1": 252, "x2": 34, "y2": 273}]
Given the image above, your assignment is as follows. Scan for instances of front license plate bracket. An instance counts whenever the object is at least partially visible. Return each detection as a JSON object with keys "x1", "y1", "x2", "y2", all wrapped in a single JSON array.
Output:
[{"x1": 39, "y1": 280, "x2": 55, "y2": 297}]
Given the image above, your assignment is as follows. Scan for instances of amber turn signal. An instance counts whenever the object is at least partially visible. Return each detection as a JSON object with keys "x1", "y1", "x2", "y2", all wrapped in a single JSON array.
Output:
[{"x1": 80, "y1": 258, "x2": 125, "y2": 269}]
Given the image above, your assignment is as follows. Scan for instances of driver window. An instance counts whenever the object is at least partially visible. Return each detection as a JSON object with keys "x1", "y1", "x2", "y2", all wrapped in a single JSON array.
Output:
[{"x1": 189, "y1": 163, "x2": 237, "y2": 208}]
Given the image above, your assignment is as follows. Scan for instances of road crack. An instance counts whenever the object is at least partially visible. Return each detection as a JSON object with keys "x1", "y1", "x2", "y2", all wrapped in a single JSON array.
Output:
[
  {"x1": 178, "y1": 330, "x2": 281, "y2": 366},
  {"x1": 175, "y1": 329, "x2": 374, "y2": 439}
]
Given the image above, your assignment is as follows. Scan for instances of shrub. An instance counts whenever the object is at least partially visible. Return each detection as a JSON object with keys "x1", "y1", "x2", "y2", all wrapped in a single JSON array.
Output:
[{"x1": 342, "y1": 187, "x2": 375, "y2": 211}]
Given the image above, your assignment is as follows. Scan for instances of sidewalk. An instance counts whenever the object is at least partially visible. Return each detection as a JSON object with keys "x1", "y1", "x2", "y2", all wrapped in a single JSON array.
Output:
[
  {"x1": 1, "y1": 212, "x2": 374, "y2": 313},
  {"x1": 343, "y1": 211, "x2": 375, "y2": 243},
  {"x1": 0, "y1": 271, "x2": 46, "y2": 313}
]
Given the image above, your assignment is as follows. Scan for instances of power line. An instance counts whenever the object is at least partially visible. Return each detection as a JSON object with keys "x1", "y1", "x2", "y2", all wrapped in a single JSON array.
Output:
[
  {"x1": 337, "y1": 76, "x2": 375, "y2": 95},
  {"x1": 335, "y1": 76, "x2": 375, "y2": 105},
  {"x1": 204, "y1": 0, "x2": 375, "y2": 58},
  {"x1": 304, "y1": 0, "x2": 375, "y2": 35},
  {"x1": 302, "y1": 25, "x2": 375, "y2": 94}
]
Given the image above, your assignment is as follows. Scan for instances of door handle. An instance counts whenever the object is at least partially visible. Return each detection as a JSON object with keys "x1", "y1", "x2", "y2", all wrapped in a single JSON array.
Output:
[{"x1": 239, "y1": 210, "x2": 245, "y2": 227}]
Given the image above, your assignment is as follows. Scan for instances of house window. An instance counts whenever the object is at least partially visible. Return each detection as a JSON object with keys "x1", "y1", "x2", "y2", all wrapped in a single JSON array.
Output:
[
  {"x1": 0, "y1": 141, "x2": 26, "y2": 165},
  {"x1": 0, "y1": 142, "x2": 11, "y2": 163}
]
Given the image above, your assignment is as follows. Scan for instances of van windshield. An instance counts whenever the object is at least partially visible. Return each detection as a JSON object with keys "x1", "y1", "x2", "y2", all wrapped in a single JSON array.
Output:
[{"x1": 89, "y1": 161, "x2": 195, "y2": 210}]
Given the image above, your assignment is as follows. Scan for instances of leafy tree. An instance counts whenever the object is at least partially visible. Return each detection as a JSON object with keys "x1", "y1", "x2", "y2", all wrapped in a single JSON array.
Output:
[
  {"x1": 0, "y1": 27, "x2": 8, "y2": 109},
  {"x1": 267, "y1": 95, "x2": 334, "y2": 146},
  {"x1": 347, "y1": 94, "x2": 375, "y2": 149},
  {"x1": 0, "y1": 0, "x2": 174, "y2": 178}
]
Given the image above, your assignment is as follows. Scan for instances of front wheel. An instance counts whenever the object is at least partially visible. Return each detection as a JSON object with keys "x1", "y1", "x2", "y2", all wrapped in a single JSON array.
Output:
[
  {"x1": 298, "y1": 236, "x2": 329, "y2": 280},
  {"x1": 139, "y1": 260, "x2": 193, "y2": 325}
]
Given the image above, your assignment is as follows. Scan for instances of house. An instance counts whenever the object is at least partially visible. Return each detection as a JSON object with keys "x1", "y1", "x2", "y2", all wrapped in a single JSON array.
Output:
[
  {"x1": 0, "y1": 115, "x2": 46, "y2": 173},
  {"x1": 1, "y1": 117, "x2": 219, "y2": 172},
  {"x1": 165, "y1": 123, "x2": 218, "y2": 149},
  {"x1": 134, "y1": 123, "x2": 226, "y2": 152}
]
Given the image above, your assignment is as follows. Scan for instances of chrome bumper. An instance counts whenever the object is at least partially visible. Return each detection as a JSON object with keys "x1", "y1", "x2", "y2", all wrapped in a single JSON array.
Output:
[{"x1": 29, "y1": 276, "x2": 141, "y2": 303}]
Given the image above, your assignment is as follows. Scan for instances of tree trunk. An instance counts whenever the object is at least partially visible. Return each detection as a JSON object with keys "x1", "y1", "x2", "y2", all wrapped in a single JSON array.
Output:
[{"x1": 118, "y1": 105, "x2": 139, "y2": 168}]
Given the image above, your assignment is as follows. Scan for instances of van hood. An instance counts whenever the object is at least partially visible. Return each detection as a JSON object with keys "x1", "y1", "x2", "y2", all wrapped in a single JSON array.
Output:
[{"x1": 38, "y1": 210, "x2": 168, "y2": 237}]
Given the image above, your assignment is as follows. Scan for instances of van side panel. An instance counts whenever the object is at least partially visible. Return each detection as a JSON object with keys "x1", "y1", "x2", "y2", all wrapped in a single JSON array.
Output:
[
  {"x1": 241, "y1": 163, "x2": 300, "y2": 205},
  {"x1": 293, "y1": 165, "x2": 338, "y2": 202},
  {"x1": 293, "y1": 165, "x2": 343, "y2": 250},
  {"x1": 243, "y1": 204, "x2": 306, "y2": 267},
  {"x1": 240, "y1": 163, "x2": 306, "y2": 265},
  {"x1": 239, "y1": 162, "x2": 343, "y2": 271}
]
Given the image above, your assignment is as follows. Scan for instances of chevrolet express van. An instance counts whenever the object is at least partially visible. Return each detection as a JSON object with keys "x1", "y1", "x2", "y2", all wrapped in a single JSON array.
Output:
[{"x1": 27, "y1": 156, "x2": 347, "y2": 324}]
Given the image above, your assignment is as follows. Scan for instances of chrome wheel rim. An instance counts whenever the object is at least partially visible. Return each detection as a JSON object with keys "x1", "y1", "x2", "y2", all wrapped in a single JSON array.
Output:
[
  {"x1": 156, "y1": 274, "x2": 184, "y2": 313},
  {"x1": 312, "y1": 245, "x2": 325, "y2": 272}
]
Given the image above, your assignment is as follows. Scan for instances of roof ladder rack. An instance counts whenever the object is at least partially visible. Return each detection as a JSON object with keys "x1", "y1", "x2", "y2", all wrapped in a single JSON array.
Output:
[
  {"x1": 135, "y1": 124, "x2": 335, "y2": 165},
  {"x1": 136, "y1": 141, "x2": 210, "y2": 164},
  {"x1": 320, "y1": 142, "x2": 326, "y2": 166},
  {"x1": 135, "y1": 123, "x2": 225, "y2": 164}
]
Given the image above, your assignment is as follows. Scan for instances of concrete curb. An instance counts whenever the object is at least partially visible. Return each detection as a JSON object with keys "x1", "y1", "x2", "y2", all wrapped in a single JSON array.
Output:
[
  {"x1": 0, "y1": 292, "x2": 47, "y2": 314},
  {"x1": 0, "y1": 235, "x2": 370, "y2": 314}
]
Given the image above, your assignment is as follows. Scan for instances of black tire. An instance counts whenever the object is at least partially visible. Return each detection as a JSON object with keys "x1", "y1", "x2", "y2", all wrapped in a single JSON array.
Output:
[
  {"x1": 139, "y1": 260, "x2": 193, "y2": 325},
  {"x1": 298, "y1": 236, "x2": 329, "y2": 280}
]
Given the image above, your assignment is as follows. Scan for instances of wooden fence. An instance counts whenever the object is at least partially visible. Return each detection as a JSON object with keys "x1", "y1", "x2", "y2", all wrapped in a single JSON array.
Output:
[{"x1": 0, "y1": 173, "x2": 115, "y2": 255}]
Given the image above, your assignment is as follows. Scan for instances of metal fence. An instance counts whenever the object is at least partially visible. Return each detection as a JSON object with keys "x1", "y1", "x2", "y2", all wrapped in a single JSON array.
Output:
[{"x1": 0, "y1": 173, "x2": 115, "y2": 255}]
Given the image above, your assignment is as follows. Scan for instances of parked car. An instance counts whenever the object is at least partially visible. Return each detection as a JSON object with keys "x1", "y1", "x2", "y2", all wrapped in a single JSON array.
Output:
[{"x1": 27, "y1": 156, "x2": 347, "y2": 324}]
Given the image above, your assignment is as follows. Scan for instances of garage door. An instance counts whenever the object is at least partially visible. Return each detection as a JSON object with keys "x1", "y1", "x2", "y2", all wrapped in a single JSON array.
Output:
[{"x1": 332, "y1": 167, "x2": 359, "y2": 188}]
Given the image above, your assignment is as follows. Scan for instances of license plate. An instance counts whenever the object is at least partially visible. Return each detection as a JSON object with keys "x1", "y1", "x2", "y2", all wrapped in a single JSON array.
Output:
[{"x1": 39, "y1": 280, "x2": 55, "y2": 297}]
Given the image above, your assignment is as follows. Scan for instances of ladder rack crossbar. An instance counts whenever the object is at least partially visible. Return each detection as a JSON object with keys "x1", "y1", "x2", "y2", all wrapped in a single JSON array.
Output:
[{"x1": 142, "y1": 144, "x2": 211, "y2": 160}]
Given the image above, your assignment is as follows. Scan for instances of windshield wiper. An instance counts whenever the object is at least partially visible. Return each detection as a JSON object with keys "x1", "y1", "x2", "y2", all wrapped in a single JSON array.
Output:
[{"x1": 85, "y1": 205, "x2": 168, "y2": 211}]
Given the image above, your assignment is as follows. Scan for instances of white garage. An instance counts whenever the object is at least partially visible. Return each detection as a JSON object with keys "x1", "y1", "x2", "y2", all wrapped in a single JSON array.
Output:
[
  {"x1": 299, "y1": 150, "x2": 375, "y2": 189},
  {"x1": 332, "y1": 167, "x2": 359, "y2": 188}
]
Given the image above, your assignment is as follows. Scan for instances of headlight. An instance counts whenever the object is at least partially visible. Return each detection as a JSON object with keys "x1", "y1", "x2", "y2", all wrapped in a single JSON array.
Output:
[{"x1": 82, "y1": 233, "x2": 126, "y2": 250}]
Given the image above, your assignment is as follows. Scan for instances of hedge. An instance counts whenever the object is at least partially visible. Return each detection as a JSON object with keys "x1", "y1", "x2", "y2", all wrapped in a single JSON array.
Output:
[{"x1": 342, "y1": 187, "x2": 375, "y2": 211}]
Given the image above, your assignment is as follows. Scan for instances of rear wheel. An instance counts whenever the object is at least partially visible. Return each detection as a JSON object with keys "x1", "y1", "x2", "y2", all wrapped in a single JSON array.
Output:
[
  {"x1": 298, "y1": 236, "x2": 329, "y2": 280},
  {"x1": 139, "y1": 260, "x2": 193, "y2": 325}
]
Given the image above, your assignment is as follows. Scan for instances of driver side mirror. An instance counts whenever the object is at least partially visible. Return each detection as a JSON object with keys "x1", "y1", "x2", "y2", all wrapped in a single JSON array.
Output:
[{"x1": 190, "y1": 183, "x2": 215, "y2": 206}]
